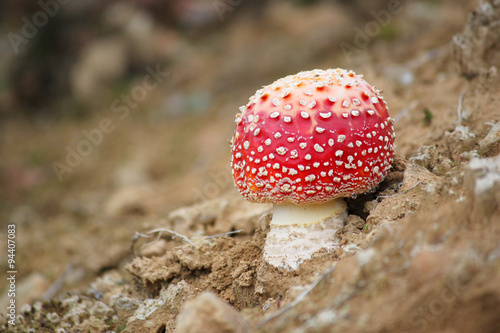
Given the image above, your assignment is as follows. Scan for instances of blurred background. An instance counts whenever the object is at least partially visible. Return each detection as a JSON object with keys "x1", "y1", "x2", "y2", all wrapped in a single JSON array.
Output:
[{"x1": 0, "y1": 0, "x2": 478, "y2": 307}]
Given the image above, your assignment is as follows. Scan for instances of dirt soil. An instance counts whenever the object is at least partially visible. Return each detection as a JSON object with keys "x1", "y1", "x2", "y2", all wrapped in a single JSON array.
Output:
[{"x1": 1, "y1": 0, "x2": 500, "y2": 332}]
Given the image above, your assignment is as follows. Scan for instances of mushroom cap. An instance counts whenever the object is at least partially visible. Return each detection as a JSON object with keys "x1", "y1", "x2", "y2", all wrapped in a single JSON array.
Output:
[{"x1": 230, "y1": 68, "x2": 395, "y2": 204}]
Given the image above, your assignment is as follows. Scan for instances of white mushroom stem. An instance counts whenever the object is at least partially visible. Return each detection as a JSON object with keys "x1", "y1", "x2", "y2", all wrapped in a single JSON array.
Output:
[{"x1": 263, "y1": 198, "x2": 347, "y2": 270}]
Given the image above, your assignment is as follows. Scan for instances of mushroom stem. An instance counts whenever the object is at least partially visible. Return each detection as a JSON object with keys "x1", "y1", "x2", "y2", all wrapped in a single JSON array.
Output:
[{"x1": 263, "y1": 199, "x2": 347, "y2": 270}]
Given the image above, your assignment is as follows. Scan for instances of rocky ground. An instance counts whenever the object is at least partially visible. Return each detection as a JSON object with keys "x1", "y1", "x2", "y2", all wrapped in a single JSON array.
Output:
[{"x1": 1, "y1": 0, "x2": 500, "y2": 332}]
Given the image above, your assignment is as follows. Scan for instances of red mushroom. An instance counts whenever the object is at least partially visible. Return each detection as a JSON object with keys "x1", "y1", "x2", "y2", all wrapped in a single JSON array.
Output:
[{"x1": 230, "y1": 69, "x2": 395, "y2": 270}]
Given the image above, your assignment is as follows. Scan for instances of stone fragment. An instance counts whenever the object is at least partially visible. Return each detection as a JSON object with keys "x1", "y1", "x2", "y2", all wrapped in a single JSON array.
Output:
[
  {"x1": 465, "y1": 155, "x2": 500, "y2": 222},
  {"x1": 479, "y1": 123, "x2": 500, "y2": 157},
  {"x1": 176, "y1": 292, "x2": 250, "y2": 333}
]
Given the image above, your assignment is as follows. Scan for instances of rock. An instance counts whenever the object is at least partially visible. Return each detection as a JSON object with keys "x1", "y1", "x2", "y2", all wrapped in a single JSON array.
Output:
[
  {"x1": 363, "y1": 200, "x2": 378, "y2": 215},
  {"x1": 344, "y1": 214, "x2": 366, "y2": 234},
  {"x1": 114, "y1": 297, "x2": 141, "y2": 322},
  {"x1": 409, "y1": 145, "x2": 453, "y2": 175},
  {"x1": 432, "y1": 157, "x2": 454, "y2": 176},
  {"x1": 90, "y1": 301, "x2": 115, "y2": 318},
  {"x1": 444, "y1": 126, "x2": 477, "y2": 161},
  {"x1": 175, "y1": 292, "x2": 250, "y2": 333},
  {"x1": 452, "y1": 0, "x2": 500, "y2": 79},
  {"x1": 458, "y1": 149, "x2": 480, "y2": 162},
  {"x1": 125, "y1": 281, "x2": 194, "y2": 333},
  {"x1": 479, "y1": 123, "x2": 500, "y2": 157},
  {"x1": 366, "y1": 162, "x2": 442, "y2": 225},
  {"x1": 161, "y1": 280, "x2": 193, "y2": 313},
  {"x1": 134, "y1": 298, "x2": 165, "y2": 321},
  {"x1": 410, "y1": 145, "x2": 437, "y2": 169},
  {"x1": 90, "y1": 270, "x2": 125, "y2": 305},
  {"x1": 465, "y1": 155, "x2": 500, "y2": 223}
]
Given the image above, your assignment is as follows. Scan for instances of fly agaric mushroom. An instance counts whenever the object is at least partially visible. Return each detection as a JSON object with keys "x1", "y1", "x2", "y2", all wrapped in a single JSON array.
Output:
[{"x1": 230, "y1": 69, "x2": 395, "y2": 270}]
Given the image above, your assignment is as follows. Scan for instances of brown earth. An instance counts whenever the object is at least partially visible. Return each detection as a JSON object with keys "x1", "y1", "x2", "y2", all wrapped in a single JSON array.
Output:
[{"x1": 1, "y1": 0, "x2": 500, "y2": 332}]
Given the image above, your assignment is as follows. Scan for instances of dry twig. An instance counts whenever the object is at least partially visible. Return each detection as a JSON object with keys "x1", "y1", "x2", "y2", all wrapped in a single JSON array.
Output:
[{"x1": 146, "y1": 228, "x2": 196, "y2": 246}]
